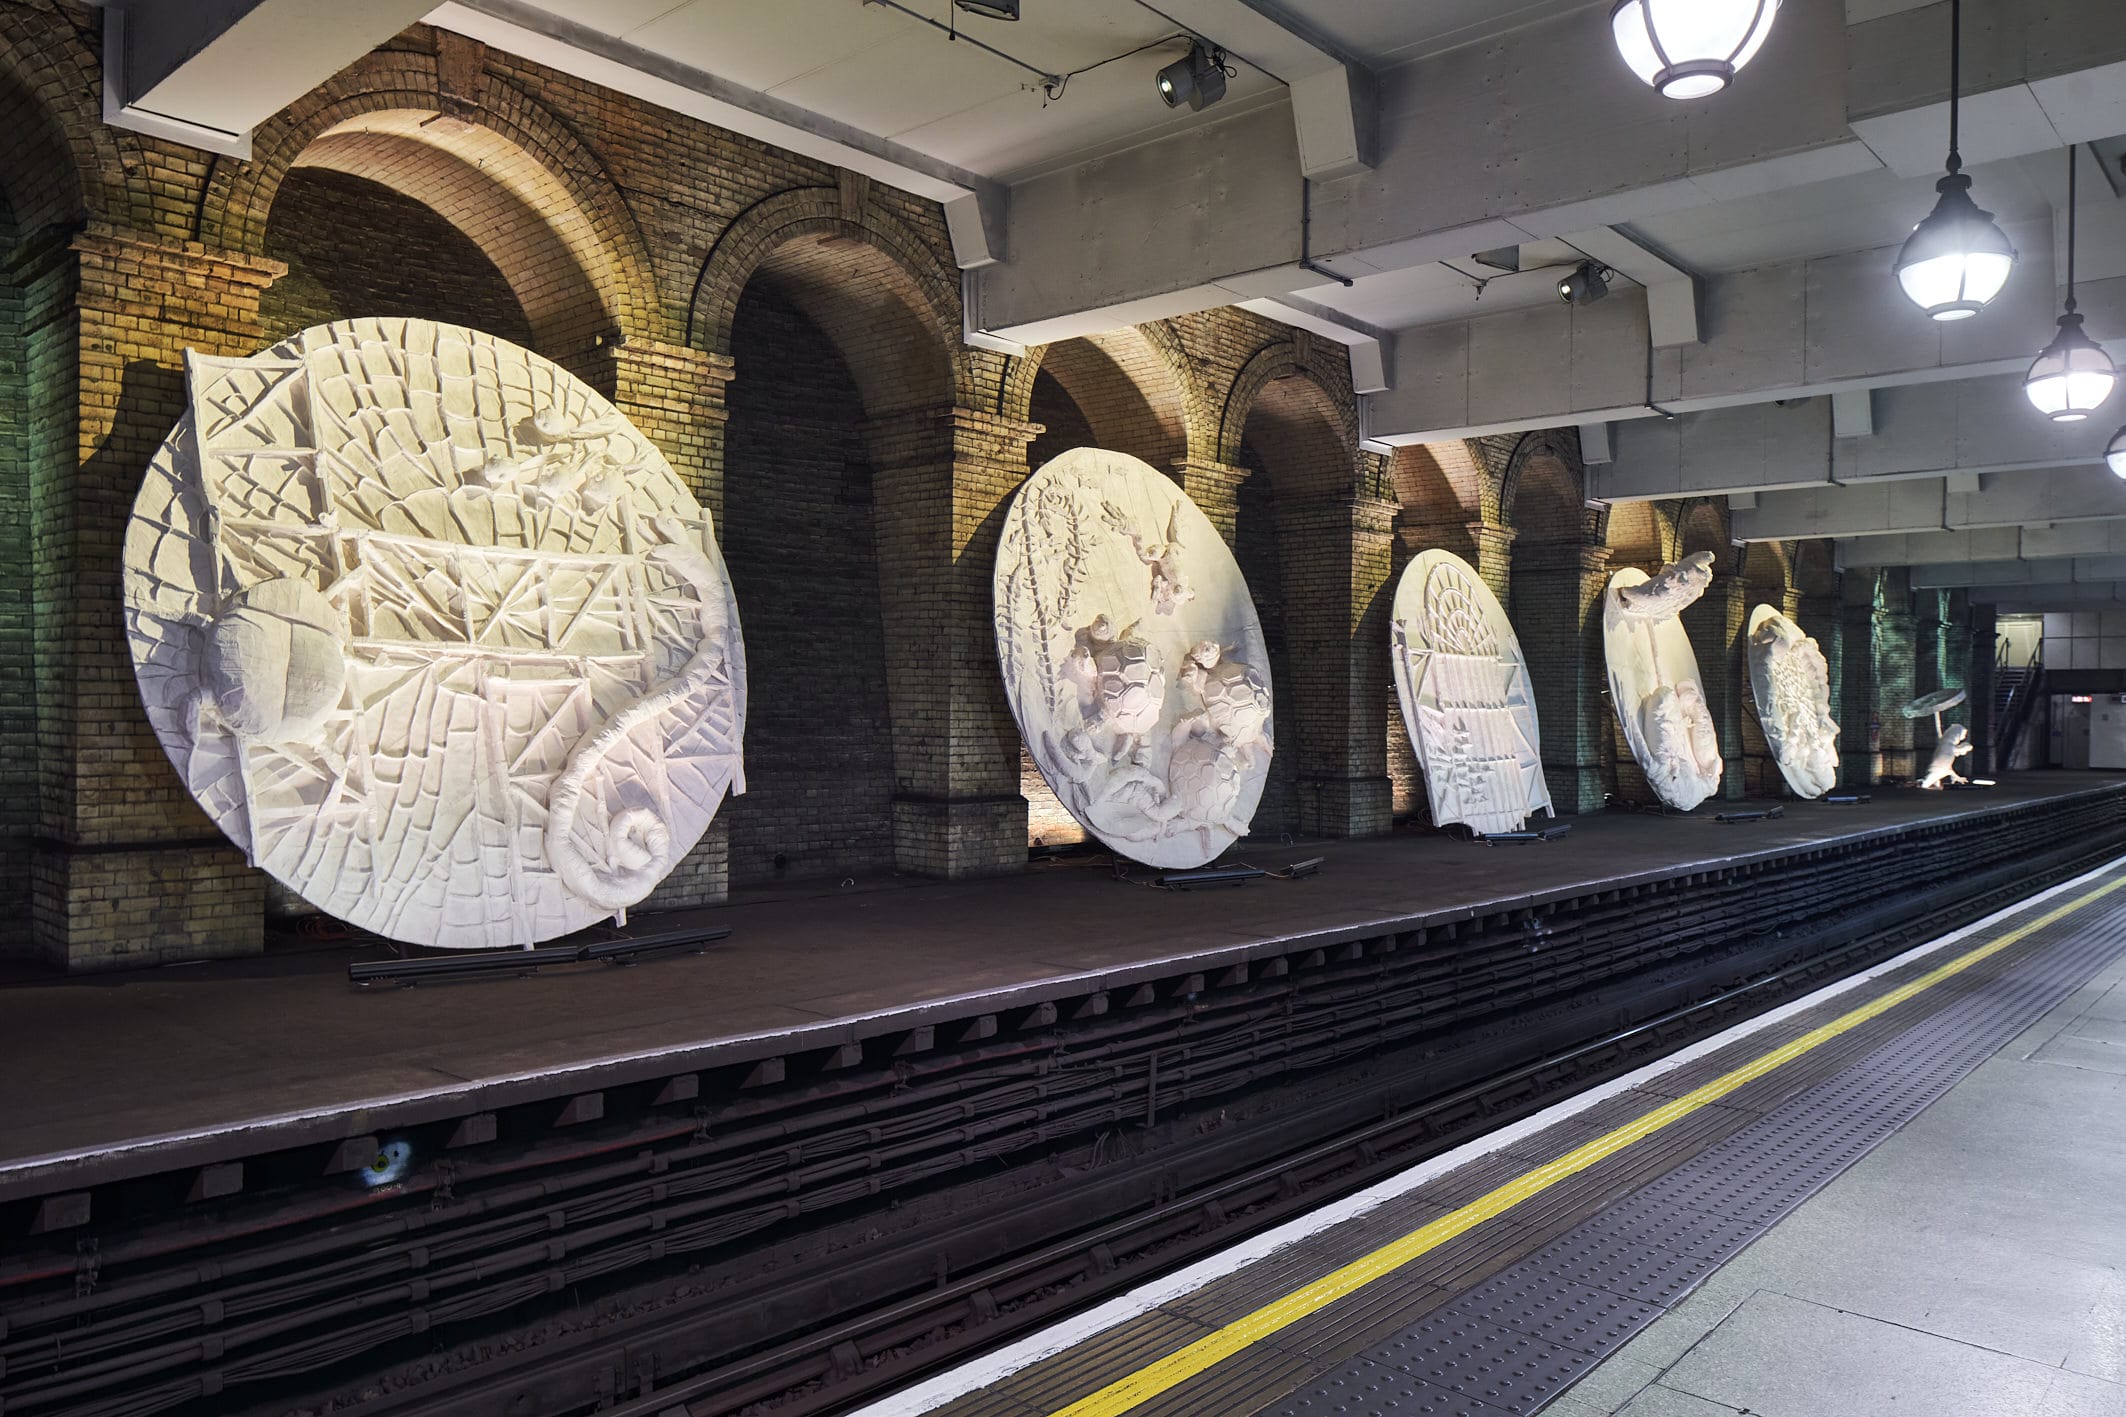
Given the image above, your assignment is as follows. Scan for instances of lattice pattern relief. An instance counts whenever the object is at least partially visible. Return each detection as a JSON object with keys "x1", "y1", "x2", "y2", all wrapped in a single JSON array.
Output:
[
  {"x1": 1391, "y1": 549, "x2": 1552, "y2": 835},
  {"x1": 124, "y1": 318, "x2": 747, "y2": 948}
]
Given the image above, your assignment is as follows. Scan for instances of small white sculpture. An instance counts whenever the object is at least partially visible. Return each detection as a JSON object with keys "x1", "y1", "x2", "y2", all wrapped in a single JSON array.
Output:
[
  {"x1": 124, "y1": 318, "x2": 747, "y2": 949},
  {"x1": 1746, "y1": 605, "x2": 1839, "y2": 799},
  {"x1": 1390, "y1": 549, "x2": 1552, "y2": 835},
  {"x1": 994, "y1": 448, "x2": 1273, "y2": 868},
  {"x1": 1919, "y1": 723, "x2": 1973, "y2": 789},
  {"x1": 1604, "y1": 553, "x2": 1724, "y2": 810}
]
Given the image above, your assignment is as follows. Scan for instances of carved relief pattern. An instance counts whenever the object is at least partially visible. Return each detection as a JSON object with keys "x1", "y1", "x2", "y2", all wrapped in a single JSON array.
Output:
[
  {"x1": 1746, "y1": 604, "x2": 1839, "y2": 798},
  {"x1": 994, "y1": 448, "x2": 1272, "y2": 869},
  {"x1": 124, "y1": 319, "x2": 747, "y2": 948},
  {"x1": 1391, "y1": 549, "x2": 1552, "y2": 834},
  {"x1": 1603, "y1": 552, "x2": 1724, "y2": 811}
]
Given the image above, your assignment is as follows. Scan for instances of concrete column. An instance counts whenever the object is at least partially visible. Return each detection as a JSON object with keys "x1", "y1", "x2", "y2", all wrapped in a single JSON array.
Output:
[
  {"x1": 864, "y1": 405, "x2": 1037, "y2": 877},
  {"x1": 1278, "y1": 492, "x2": 1397, "y2": 838},
  {"x1": 1968, "y1": 602, "x2": 1999, "y2": 771},
  {"x1": 1682, "y1": 573, "x2": 1749, "y2": 800},
  {"x1": 33, "y1": 226, "x2": 285, "y2": 970},
  {"x1": 607, "y1": 338, "x2": 736, "y2": 909},
  {"x1": 1512, "y1": 541, "x2": 1612, "y2": 814}
]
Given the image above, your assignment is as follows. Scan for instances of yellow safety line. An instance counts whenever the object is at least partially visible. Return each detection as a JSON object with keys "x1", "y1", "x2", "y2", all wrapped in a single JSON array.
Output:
[{"x1": 1048, "y1": 869, "x2": 2126, "y2": 1417}]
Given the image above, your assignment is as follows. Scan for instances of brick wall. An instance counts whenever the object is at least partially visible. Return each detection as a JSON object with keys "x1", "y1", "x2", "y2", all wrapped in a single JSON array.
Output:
[
  {"x1": 258, "y1": 167, "x2": 533, "y2": 346},
  {"x1": 719, "y1": 281, "x2": 896, "y2": 885},
  {"x1": 0, "y1": 201, "x2": 27, "y2": 920}
]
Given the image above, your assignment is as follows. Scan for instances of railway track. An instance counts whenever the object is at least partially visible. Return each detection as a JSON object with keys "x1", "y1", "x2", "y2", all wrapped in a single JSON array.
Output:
[{"x1": 0, "y1": 789, "x2": 2119, "y2": 1417}]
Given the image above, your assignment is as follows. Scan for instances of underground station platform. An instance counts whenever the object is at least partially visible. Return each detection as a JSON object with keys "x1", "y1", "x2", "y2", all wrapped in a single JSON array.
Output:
[{"x1": 3, "y1": 772, "x2": 2124, "y2": 1417}]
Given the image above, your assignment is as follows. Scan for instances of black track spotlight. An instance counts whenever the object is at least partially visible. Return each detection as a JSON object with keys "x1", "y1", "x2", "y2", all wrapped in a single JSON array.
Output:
[
  {"x1": 954, "y1": 0, "x2": 1020, "y2": 17},
  {"x1": 1558, "y1": 261, "x2": 1611, "y2": 306},
  {"x1": 1157, "y1": 40, "x2": 1227, "y2": 112}
]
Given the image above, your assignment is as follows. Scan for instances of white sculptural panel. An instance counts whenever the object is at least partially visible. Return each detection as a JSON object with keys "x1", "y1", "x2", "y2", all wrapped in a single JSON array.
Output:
[
  {"x1": 1920, "y1": 724, "x2": 1973, "y2": 789},
  {"x1": 1391, "y1": 549, "x2": 1552, "y2": 834},
  {"x1": 1746, "y1": 605, "x2": 1840, "y2": 799},
  {"x1": 994, "y1": 448, "x2": 1273, "y2": 869},
  {"x1": 124, "y1": 318, "x2": 747, "y2": 949},
  {"x1": 1603, "y1": 552, "x2": 1724, "y2": 811}
]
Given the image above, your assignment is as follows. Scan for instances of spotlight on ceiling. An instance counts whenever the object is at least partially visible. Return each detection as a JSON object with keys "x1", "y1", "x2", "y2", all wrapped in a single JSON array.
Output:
[
  {"x1": 2107, "y1": 425, "x2": 2126, "y2": 478},
  {"x1": 1611, "y1": 0, "x2": 1780, "y2": 100},
  {"x1": 1894, "y1": 0, "x2": 2016, "y2": 320},
  {"x1": 1157, "y1": 40, "x2": 1227, "y2": 112},
  {"x1": 954, "y1": 0, "x2": 1019, "y2": 17},
  {"x1": 1558, "y1": 261, "x2": 1611, "y2": 306}
]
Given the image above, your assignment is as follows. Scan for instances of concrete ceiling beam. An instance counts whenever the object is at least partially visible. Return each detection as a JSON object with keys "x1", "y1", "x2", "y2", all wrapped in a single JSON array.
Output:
[
  {"x1": 1590, "y1": 371, "x2": 2119, "y2": 501},
  {"x1": 1738, "y1": 463, "x2": 2126, "y2": 541},
  {"x1": 102, "y1": 0, "x2": 434, "y2": 156},
  {"x1": 1842, "y1": 520, "x2": 2126, "y2": 566},
  {"x1": 1147, "y1": 0, "x2": 1376, "y2": 181},
  {"x1": 967, "y1": 0, "x2": 2126, "y2": 343}
]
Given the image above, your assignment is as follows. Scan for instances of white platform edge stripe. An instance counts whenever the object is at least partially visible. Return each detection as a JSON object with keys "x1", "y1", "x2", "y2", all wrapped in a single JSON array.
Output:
[{"x1": 849, "y1": 852, "x2": 2126, "y2": 1417}]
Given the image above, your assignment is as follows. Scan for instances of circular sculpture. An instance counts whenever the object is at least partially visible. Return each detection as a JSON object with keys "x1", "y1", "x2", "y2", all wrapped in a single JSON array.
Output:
[
  {"x1": 1604, "y1": 553, "x2": 1724, "y2": 811},
  {"x1": 1746, "y1": 605, "x2": 1839, "y2": 798},
  {"x1": 994, "y1": 448, "x2": 1273, "y2": 868},
  {"x1": 1901, "y1": 686, "x2": 1968, "y2": 719},
  {"x1": 124, "y1": 318, "x2": 747, "y2": 949},
  {"x1": 1391, "y1": 549, "x2": 1552, "y2": 835}
]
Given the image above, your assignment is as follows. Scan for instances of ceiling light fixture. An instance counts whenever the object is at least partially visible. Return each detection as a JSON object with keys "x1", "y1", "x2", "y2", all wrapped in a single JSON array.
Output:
[
  {"x1": 1610, "y1": 0, "x2": 1779, "y2": 100},
  {"x1": 1893, "y1": 0, "x2": 2016, "y2": 321},
  {"x1": 2107, "y1": 425, "x2": 2126, "y2": 478},
  {"x1": 1156, "y1": 40, "x2": 1227, "y2": 112},
  {"x1": 953, "y1": 0, "x2": 1019, "y2": 16},
  {"x1": 2024, "y1": 148, "x2": 2117, "y2": 423},
  {"x1": 1558, "y1": 261, "x2": 1611, "y2": 306}
]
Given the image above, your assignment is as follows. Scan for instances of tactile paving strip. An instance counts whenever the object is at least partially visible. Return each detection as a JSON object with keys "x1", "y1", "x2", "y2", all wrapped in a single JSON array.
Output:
[{"x1": 1266, "y1": 898, "x2": 2126, "y2": 1417}]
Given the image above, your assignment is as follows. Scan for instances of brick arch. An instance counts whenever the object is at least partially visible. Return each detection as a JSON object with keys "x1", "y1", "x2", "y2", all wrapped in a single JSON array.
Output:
[
  {"x1": 689, "y1": 187, "x2": 969, "y2": 413},
  {"x1": 197, "y1": 55, "x2": 662, "y2": 349},
  {"x1": 1217, "y1": 339, "x2": 1360, "y2": 476},
  {"x1": 0, "y1": 5, "x2": 127, "y2": 232},
  {"x1": 1005, "y1": 324, "x2": 1202, "y2": 469},
  {"x1": 1674, "y1": 497, "x2": 1740, "y2": 572},
  {"x1": 1603, "y1": 500, "x2": 1674, "y2": 568},
  {"x1": 1389, "y1": 441, "x2": 1494, "y2": 525},
  {"x1": 1791, "y1": 541, "x2": 1837, "y2": 597},
  {"x1": 1500, "y1": 433, "x2": 1590, "y2": 546},
  {"x1": 1236, "y1": 371, "x2": 1360, "y2": 497},
  {"x1": 1743, "y1": 539, "x2": 1792, "y2": 604}
]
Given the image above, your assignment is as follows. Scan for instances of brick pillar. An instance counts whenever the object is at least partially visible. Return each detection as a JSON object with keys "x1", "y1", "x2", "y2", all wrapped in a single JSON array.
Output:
[
  {"x1": 1798, "y1": 592, "x2": 1846, "y2": 780},
  {"x1": 1465, "y1": 520, "x2": 1517, "y2": 604},
  {"x1": 1170, "y1": 457, "x2": 1247, "y2": 540},
  {"x1": 1682, "y1": 573, "x2": 1749, "y2": 800},
  {"x1": 608, "y1": 338, "x2": 736, "y2": 909},
  {"x1": 1841, "y1": 579, "x2": 1884, "y2": 785},
  {"x1": 1968, "y1": 601, "x2": 1997, "y2": 770},
  {"x1": 1513, "y1": 541, "x2": 1612, "y2": 815},
  {"x1": 33, "y1": 227, "x2": 285, "y2": 970},
  {"x1": 1271, "y1": 492, "x2": 1395, "y2": 838},
  {"x1": 1875, "y1": 582, "x2": 1918, "y2": 780},
  {"x1": 865, "y1": 405, "x2": 1036, "y2": 877}
]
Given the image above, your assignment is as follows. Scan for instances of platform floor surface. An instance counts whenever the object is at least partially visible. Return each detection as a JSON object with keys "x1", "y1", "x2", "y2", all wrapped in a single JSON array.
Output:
[
  {"x1": 0, "y1": 772, "x2": 2114, "y2": 1185},
  {"x1": 845, "y1": 847, "x2": 2126, "y2": 1417},
  {"x1": 1547, "y1": 925, "x2": 2126, "y2": 1417}
]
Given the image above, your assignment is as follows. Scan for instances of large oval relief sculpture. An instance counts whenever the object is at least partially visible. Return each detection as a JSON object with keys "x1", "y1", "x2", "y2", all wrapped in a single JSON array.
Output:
[
  {"x1": 994, "y1": 448, "x2": 1273, "y2": 868},
  {"x1": 124, "y1": 319, "x2": 747, "y2": 949},
  {"x1": 1604, "y1": 552, "x2": 1723, "y2": 811},
  {"x1": 1391, "y1": 549, "x2": 1552, "y2": 835},
  {"x1": 1746, "y1": 604, "x2": 1839, "y2": 798}
]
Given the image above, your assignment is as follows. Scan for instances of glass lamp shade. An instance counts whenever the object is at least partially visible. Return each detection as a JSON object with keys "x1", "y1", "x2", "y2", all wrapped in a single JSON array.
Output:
[
  {"x1": 1894, "y1": 173, "x2": 2017, "y2": 320},
  {"x1": 2024, "y1": 313, "x2": 2118, "y2": 422},
  {"x1": 2106, "y1": 425, "x2": 2126, "y2": 479},
  {"x1": 1611, "y1": 0, "x2": 1779, "y2": 99}
]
